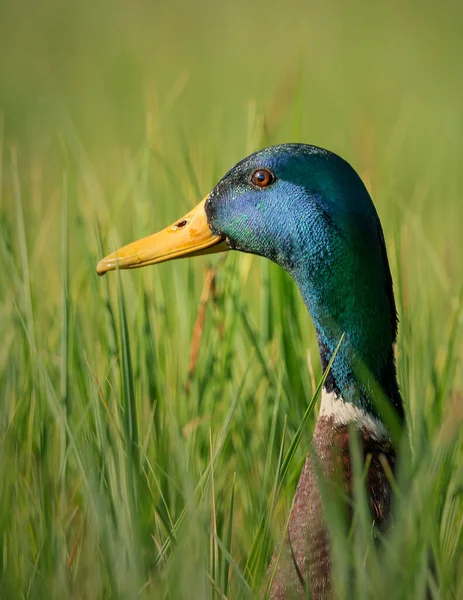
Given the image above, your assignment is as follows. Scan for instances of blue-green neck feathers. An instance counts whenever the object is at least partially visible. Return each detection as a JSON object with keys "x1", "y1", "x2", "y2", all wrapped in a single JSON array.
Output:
[{"x1": 206, "y1": 144, "x2": 403, "y2": 420}]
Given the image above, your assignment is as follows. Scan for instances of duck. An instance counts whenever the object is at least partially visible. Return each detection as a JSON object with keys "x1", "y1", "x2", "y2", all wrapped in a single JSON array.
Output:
[{"x1": 97, "y1": 143, "x2": 404, "y2": 599}]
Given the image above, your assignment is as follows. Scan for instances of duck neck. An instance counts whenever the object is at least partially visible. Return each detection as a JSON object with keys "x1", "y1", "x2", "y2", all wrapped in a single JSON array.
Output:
[
  {"x1": 315, "y1": 320, "x2": 403, "y2": 423},
  {"x1": 291, "y1": 260, "x2": 404, "y2": 423}
]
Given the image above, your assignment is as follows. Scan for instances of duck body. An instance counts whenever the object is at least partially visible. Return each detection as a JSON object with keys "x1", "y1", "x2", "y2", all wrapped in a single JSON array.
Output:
[
  {"x1": 97, "y1": 143, "x2": 404, "y2": 599},
  {"x1": 269, "y1": 390, "x2": 397, "y2": 598}
]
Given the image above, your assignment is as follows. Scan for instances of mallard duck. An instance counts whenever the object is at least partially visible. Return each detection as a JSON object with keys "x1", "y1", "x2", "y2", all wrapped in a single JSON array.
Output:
[{"x1": 97, "y1": 143, "x2": 404, "y2": 599}]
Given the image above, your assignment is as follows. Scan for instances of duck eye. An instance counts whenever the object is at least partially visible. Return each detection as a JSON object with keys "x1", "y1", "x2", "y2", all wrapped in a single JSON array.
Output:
[{"x1": 250, "y1": 168, "x2": 275, "y2": 188}]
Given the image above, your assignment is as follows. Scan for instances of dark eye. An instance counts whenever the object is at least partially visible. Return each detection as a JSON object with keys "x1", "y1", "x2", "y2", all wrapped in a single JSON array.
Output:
[{"x1": 250, "y1": 168, "x2": 276, "y2": 188}]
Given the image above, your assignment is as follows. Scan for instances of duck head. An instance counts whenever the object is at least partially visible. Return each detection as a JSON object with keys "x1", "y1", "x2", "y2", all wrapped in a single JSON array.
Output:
[{"x1": 97, "y1": 143, "x2": 403, "y2": 421}]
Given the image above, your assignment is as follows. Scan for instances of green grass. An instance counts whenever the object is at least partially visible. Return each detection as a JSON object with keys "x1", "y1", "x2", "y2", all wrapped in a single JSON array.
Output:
[{"x1": 1, "y1": 0, "x2": 463, "y2": 598}]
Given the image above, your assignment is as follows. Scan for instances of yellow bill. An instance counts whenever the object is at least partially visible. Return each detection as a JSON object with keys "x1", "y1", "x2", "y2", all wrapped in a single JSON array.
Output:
[{"x1": 96, "y1": 196, "x2": 229, "y2": 276}]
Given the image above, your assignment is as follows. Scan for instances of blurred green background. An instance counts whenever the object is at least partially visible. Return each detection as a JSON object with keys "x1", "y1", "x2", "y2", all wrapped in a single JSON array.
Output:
[
  {"x1": 1, "y1": 0, "x2": 462, "y2": 161},
  {"x1": 1, "y1": 0, "x2": 463, "y2": 598}
]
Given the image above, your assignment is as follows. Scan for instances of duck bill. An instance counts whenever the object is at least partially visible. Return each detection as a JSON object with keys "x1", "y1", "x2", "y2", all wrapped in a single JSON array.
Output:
[{"x1": 96, "y1": 196, "x2": 228, "y2": 276}]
